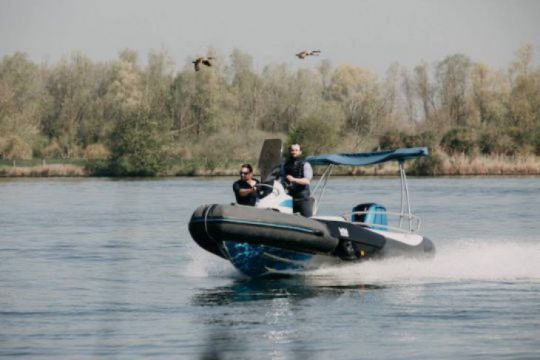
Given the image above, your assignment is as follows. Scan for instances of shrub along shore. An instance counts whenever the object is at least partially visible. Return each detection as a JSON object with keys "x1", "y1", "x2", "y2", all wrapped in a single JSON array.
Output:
[{"x1": 1, "y1": 152, "x2": 540, "y2": 177}]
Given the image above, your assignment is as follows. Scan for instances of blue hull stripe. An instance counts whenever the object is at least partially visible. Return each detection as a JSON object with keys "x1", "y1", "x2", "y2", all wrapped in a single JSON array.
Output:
[{"x1": 191, "y1": 216, "x2": 317, "y2": 234}]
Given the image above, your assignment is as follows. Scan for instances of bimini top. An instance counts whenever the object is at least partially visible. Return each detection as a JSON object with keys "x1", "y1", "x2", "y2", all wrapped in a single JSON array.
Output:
[{"x1": 306, "y1": 147, "x2": 428, "y2": 166}]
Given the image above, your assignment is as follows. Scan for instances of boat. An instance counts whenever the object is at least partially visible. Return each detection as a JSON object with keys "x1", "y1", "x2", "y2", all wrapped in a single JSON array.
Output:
[{"x1": 189, "y1": 139, "x2": 435, "y2": 278}]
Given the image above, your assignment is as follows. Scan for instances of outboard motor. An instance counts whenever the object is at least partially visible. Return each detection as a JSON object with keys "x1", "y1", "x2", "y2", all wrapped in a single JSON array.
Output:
[{"x1": 351, "y1": 203, "x2": 388, "y2": 231}]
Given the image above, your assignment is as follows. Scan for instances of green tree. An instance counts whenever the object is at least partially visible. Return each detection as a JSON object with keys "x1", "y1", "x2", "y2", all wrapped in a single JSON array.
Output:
[
  {"x1": 259, "y1": 64, "x2": 300, "y2": 133},
  {"x1": 104, "y1": 50, "x2": 143, "y2": 120},
  {"x1": 328, "y1": 64, "x2": 381, "y2": 147},
  {"x1": 507, "y1": 44, "x2": 540, "y2": 132},
  {"x1": 469, "y1": 63, "x2": 508, "y2": 126},
  {"x1": 0, "y1": 52, "x2": 47, "y2": 158},
  {"x1": 287, "y1": 102, "x2": 344, "y2": 155},
  {"x1": 171, "y1": 59, "x2": 224, "y2": 138},
  {"x1": 43, "y1": 52, "x2": 113, "y2": 156},
  {"x1": 108, "y1": 108, "x2": 169, "y2": 176},
  {"x1": 142, "y1": 49, "x2": 175, "y2": 125},
  {"x1": 227, "y1": 49, "x2": 263, "y2": 131},
  {"x1": 441, "y1": 127, "x2": 477, "y2": 155}
]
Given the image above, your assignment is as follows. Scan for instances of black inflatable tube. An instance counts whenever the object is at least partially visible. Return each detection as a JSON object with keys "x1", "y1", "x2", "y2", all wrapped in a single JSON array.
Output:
[{"x1": 189, "y1": 204, "x2": 339, "y2": 255}]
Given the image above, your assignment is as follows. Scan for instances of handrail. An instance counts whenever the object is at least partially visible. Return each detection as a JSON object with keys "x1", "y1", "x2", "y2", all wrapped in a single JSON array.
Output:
[{"x1": 398, "y1": 161, "x2": 413, "y2": 231}]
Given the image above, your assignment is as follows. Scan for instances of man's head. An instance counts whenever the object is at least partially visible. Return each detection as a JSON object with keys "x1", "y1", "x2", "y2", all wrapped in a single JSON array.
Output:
[
  {"x1": 240, "y1": 164, "x2": 253, "y2": 180},
  {"x1": 289, "y1": 144, "x2": 302, "y2": 159}
]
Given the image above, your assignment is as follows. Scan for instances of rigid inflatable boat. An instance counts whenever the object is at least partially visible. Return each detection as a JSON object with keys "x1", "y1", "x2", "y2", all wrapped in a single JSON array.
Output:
[{"x1": 189, "y1": 140, "x2": 435, "y2": 277}]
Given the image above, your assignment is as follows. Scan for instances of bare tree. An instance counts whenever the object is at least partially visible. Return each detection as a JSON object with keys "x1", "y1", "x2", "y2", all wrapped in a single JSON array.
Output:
[{"x1": 435, "y1": 54, "x2": 471, "y2": 126}]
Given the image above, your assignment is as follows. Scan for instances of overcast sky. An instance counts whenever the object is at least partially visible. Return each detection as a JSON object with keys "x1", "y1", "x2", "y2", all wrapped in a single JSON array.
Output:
[{"x1": 1, "y1": 0, "x2": 539, "y2": 74}]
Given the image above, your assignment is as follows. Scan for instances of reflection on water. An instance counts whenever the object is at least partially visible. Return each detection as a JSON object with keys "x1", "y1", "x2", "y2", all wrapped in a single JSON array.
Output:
[
  {"x1": 198, "y1": 330, "x2": 234, "y2": 360},
  {"x1": 192, "y1": 277, "x2": 385, "y2": 306},
  {"x1": 192, "y1": 277, "x2": 386, "y2": 359}
]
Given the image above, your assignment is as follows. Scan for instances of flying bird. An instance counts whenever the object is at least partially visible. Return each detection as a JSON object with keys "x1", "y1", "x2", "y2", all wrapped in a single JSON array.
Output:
[
  {"x1": 192, "y1": 56, "x2": 215, "y2": 71},
  {"x1": 295, "y1": 50, "x2": 321, "y2": 59}
]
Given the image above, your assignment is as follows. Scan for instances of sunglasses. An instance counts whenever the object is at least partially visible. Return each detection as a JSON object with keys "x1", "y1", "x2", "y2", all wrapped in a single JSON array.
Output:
[{"x1": 240, "y1": 171, "x2": 250, "y2": 176}]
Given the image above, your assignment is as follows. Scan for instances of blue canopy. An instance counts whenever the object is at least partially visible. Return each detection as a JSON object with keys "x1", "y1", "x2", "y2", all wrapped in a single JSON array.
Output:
[{"x1": 306, "y1": 147, "x2": 428, "y2": 166}]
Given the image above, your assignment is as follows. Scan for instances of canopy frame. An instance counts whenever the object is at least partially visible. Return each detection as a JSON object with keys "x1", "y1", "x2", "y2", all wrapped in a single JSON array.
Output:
[{"x1": 309, "y1": 148, "x2": 425, "y2": 232}]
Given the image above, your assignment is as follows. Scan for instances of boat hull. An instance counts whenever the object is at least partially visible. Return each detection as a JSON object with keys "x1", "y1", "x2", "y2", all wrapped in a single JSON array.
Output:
[{"x1": 189, "y1": 204, "x2": 434, "y2": 277}]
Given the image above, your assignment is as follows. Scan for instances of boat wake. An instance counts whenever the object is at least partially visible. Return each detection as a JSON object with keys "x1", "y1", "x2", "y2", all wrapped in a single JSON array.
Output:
[
  {"x1": 309, "y1": 238, "x2": 540, "y2": 283},
  {"x1": 185, "y1": 238, "x2": 540, "y2": 283},
  {"x1": 185, "y1": 246, "x2": 240, "y2": 278}
]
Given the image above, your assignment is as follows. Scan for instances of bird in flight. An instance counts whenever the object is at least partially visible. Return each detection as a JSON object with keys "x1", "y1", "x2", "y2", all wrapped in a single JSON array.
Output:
[
  {"x1": 295, "y1": 50, "x2": 321, "y2": 59},
  {"x1": 193, "y1": 56, "x2": 215, "y2": 71}
]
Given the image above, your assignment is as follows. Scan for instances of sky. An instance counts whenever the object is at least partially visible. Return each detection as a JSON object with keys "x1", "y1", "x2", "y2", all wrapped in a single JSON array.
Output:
[{"x1": 1, "y1": 0, "x2": 539, "y2": 75}]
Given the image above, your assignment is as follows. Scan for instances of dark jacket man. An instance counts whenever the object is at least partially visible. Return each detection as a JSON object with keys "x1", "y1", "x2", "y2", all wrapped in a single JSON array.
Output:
[
  {"x1": 283, "y1": 144, "x2": 313, "y2": 217},
  {"x1": 233, "y1": 164, "x2": 259, "y2": 206}
]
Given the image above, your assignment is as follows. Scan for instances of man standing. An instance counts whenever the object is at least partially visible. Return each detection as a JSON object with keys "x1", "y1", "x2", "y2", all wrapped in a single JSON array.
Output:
[
  {"x1": 283, "y1": 144, "x2": 314, "y2": 217},
  {"x1": 232, "y1": 164, "x2": 259, "y2": 206}
]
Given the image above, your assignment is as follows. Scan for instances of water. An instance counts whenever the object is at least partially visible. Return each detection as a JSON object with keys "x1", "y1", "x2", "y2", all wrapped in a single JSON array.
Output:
[{"x1": 1, "y1": 177, "x2": 539, "y2": 359}]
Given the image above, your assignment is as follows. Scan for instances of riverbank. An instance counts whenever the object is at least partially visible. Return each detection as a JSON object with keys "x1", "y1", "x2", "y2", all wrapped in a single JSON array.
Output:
[
  {"x1": 2, "y1": 154, "x2": 540, "y2": 177},
  {"x1": 0, "y1": 164, "x2": 87, "y2": 177}
]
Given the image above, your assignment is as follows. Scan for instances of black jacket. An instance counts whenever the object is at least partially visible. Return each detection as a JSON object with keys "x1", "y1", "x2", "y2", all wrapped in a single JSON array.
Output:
[
  {"x1": 232, "y1": 179, "x2": 260, "y2": 206},
  {"x1": 283, "y1": 158, "x2": 310, "y2": 199}
]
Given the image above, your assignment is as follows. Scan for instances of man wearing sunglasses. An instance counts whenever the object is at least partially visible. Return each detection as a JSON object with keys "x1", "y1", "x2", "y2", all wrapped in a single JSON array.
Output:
[{"x1": 232, "y1": 164, "x2": 260, "y2": 206}]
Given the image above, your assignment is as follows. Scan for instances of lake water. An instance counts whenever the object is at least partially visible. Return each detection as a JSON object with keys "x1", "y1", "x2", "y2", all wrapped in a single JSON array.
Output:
[{"x1": 1, "y1": 177, "x2": 539, "y2": 359}]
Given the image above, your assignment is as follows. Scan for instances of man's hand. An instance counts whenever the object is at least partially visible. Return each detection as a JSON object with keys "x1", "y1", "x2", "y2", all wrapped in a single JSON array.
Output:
[{"x1": 286, "y1": 175, "x2": 295, "y2": 183}]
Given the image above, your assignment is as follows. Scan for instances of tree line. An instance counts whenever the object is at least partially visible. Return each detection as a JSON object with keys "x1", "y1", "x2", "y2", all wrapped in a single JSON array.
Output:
[{"x1": 0, "y1": 45, "x2": 538, "y2": 175}]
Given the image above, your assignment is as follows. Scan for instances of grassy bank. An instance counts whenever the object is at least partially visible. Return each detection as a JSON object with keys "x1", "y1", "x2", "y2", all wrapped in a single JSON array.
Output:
[
  {"x1": 2, "y1": 154, "x2": 540, "y2": 177},
  {"x1": 426, "y1": 153, "x2": 540, "y2": 176},
  {"x1": 0, "y1": 164, "x2": 86, "y2": 177}
]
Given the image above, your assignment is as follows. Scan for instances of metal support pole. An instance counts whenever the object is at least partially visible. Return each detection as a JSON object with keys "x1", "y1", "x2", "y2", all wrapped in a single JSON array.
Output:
[
  {"x1": 313, "y1": 164, "x2": 333, "y2": 216},
  {"x1": 402, "y1": 163, "x2": 413, "y2": 231},
  {"x1": 399, "y1": 161, "x2": 405, "y2": 228}
]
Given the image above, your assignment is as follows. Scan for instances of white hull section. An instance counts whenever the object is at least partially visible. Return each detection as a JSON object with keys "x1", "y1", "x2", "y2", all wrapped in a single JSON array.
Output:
[{"x1": 372, "y1": 229, "x2": 424, "y2": 246}]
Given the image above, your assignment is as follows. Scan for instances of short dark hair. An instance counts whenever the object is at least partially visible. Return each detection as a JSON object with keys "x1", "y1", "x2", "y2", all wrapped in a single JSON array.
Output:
[
  {"x1": 289, "y1": 144, "x2": 301, "y2": 151},
  {"x1": 241, "y1": 164, "x2": 253, "y2": 173}
]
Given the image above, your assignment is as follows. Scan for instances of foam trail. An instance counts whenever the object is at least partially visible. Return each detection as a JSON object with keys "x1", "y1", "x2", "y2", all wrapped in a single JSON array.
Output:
[
  {"x1": 183, "y1": 238, "x2": 540, "y2": 281},
  {"x1": 184, "y1": 246, "x2": 238, "y2": 278},
  {"x1": 309, "y1": 239, "x2": 540, "y2": 283}
]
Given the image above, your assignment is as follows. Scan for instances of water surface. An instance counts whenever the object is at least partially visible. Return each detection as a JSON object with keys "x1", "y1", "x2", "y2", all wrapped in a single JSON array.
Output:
[{"x1": 1, "y1": 177, "x2": 539, "y2": 359}]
